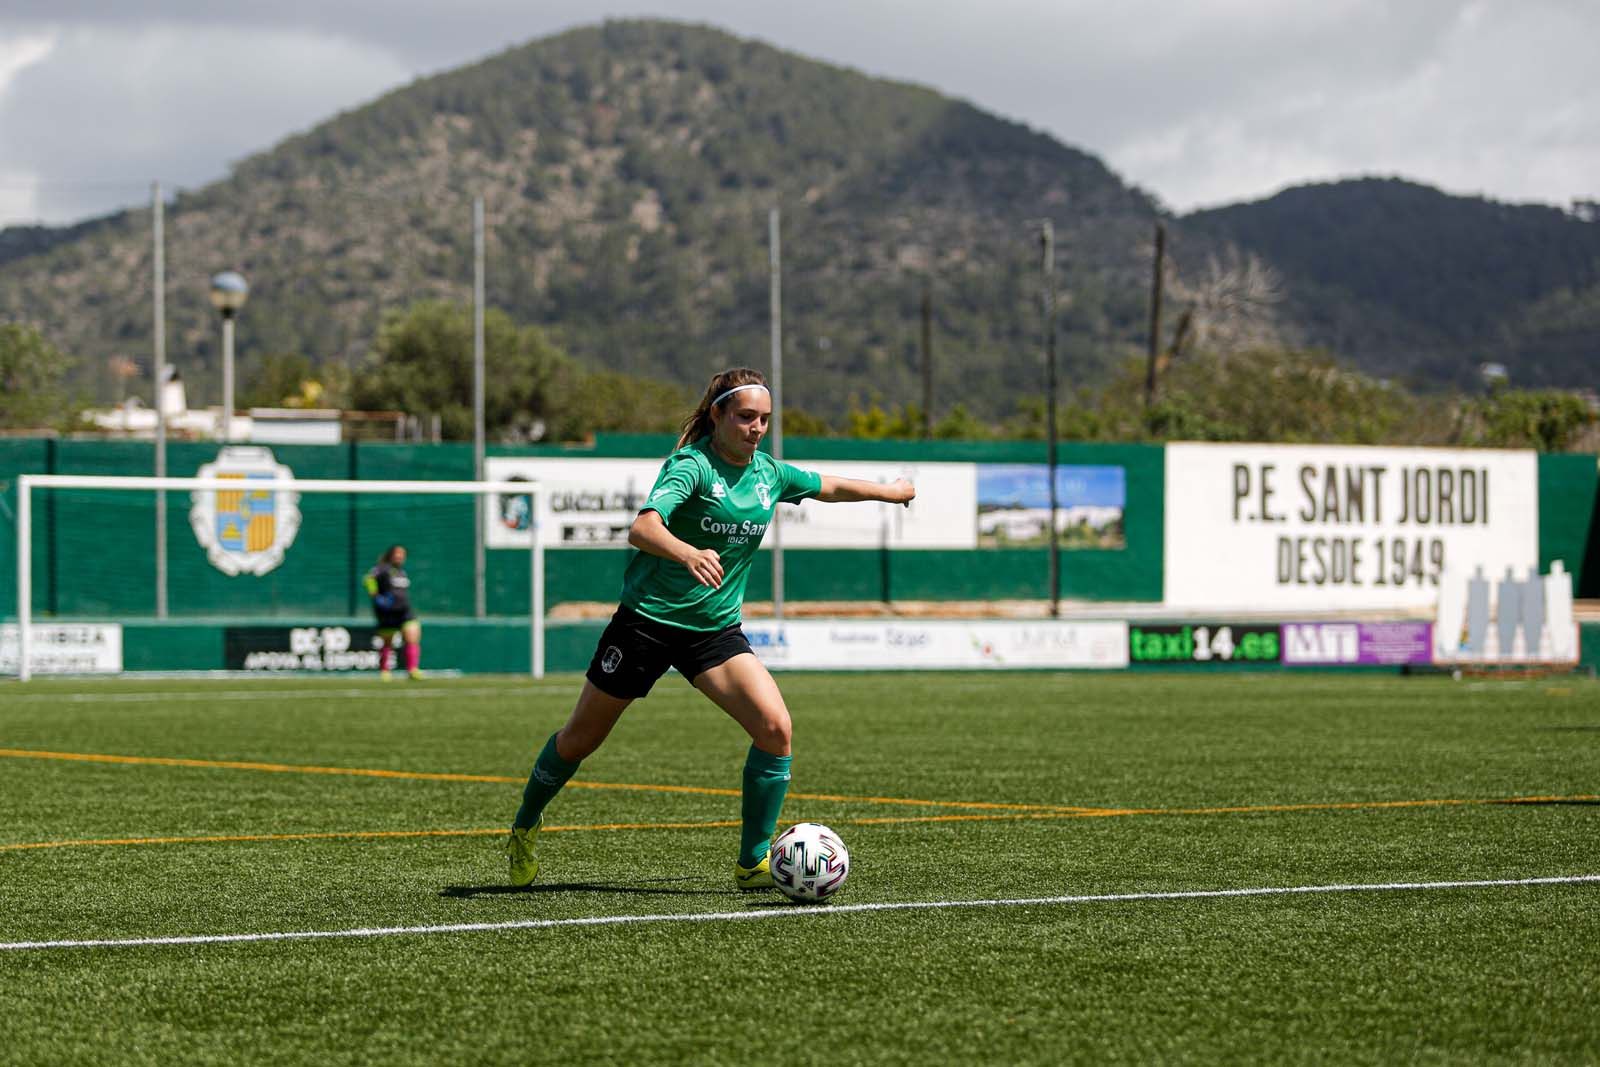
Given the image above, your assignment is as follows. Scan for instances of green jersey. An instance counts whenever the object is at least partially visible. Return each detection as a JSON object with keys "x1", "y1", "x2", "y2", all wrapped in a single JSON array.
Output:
[{"x1": 621, "y1": 437, "x2": 822, "y2": 631}]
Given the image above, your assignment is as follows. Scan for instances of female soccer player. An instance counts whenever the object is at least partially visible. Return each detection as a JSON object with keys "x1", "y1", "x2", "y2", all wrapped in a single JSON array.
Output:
[
  {"x1": 506, "y1": 367, "x2": 914, "y2": 889},
  {"x1": 364, "y1": 544, "x2": 422, "y2": 680}
]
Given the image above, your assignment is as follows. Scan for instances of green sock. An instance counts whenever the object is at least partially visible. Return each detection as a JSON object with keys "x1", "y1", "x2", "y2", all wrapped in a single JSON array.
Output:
[
  {"x1": 513, "y1": 732, "x2": 581, "y2": 829},
  {"x1": 739, "y1": 745, "x2": 792, "y2": 868}
]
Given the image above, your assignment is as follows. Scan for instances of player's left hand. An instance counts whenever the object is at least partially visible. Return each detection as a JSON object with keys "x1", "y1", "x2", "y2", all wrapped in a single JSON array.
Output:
[{"x1": 886, "y1": 478, "x2": 915, "y2": 507}]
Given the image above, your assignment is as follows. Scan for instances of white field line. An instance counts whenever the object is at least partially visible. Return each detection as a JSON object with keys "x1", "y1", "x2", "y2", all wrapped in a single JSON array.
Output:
[{"x1": 5, "y1": 874, "x2": 1596, "y2": 952}]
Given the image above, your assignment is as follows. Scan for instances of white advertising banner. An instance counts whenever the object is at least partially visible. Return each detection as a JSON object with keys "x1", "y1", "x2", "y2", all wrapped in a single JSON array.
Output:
[
  {"x1": 1164, "y1": 443, "x2": 1539, "y2": 610},
  {"x1": 742, "y1": 619, "x2": 1129, "y2": 670},
  {"x1": 484, "y1": 456, "x2": 978, "y2": 549},
  {"x1": 0, "y1": 623, "x2": 123, "y2": 675}
]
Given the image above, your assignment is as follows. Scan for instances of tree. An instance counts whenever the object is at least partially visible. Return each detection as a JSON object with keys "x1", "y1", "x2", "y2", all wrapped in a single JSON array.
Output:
[
  {"x1": 352, "y1": 301, "x2": 572, "y2": 441},
  {"x1": 0, "y1": 322, "x2": 73, "y2": 429},
  {"x1": 1458, "y1": 389, "x2": 1594, "y2": 451},
  {"x1": 240, "y1": 352, "x2": 349, "y2": 409},
  {"x1": 546, "y1": 368, "x2": 689, "y2": 439}
]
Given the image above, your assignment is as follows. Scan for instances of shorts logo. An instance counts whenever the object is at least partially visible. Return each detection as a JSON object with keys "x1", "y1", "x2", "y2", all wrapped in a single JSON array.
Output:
[
  {"x1": 601, "y1": 645, "x2": 623, "y2": 673},
  {"x1": 755, "y1": 481, "x2": 772, "y2": 508}
]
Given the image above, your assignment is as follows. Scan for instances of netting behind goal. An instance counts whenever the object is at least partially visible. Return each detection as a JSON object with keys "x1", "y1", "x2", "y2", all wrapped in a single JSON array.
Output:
[{"x1": 5, "y1": 475, "x2": 543, "y2": 680}]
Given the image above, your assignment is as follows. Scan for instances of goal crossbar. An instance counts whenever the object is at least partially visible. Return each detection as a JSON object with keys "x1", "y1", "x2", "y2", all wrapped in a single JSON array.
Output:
[{"x1": 12, "y1": 474, "x2": 545, "y2": 682}]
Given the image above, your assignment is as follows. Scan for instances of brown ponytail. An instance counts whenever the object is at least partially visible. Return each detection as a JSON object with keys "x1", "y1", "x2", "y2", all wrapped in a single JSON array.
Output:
[{"x1": 674, "y1": 367, "x2": 768, "y2": 450}]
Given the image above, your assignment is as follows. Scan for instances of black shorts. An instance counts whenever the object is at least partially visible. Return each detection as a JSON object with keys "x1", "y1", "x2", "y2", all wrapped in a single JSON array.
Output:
[
  {"x1": 374, "y1": 611, "x2": 415, "y2": 631},
  {"x1": 586, "y1": 604, "x2": 752, "y2": 699}
]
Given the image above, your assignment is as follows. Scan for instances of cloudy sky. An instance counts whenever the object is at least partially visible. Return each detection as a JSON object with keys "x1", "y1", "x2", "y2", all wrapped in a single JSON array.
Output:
[{"x1": 1, "y1": 1, "x2": 1595, "y2": 227}]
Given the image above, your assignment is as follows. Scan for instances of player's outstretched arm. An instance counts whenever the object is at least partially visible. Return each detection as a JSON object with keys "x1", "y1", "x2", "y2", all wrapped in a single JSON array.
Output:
[
  {"x1": 815, "y1": 476, "x2": 915, "y2": 506},
  {"x1": 629, "y1": 510, "x2": 724, "y2": 587}
]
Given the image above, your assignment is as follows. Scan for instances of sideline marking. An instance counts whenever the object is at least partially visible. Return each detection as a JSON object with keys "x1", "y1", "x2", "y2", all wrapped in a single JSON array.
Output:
[
  {"x1": 4, "y1": 874, "x2": 1596, "y2": 952},
  {"x1": 0, "y1": 748, "x2": 1100, "y2": 815}
]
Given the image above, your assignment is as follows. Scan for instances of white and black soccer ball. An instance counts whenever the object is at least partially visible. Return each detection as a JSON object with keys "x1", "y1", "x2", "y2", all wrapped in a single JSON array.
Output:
[{"x1": 769, "y1": 822, "x2": 850, "y2": 903}]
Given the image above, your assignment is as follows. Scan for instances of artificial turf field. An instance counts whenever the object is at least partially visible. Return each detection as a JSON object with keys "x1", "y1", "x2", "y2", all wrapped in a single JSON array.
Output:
[{"x1": 1, "y1": 671, "x2": 1597, "y2": 1065}]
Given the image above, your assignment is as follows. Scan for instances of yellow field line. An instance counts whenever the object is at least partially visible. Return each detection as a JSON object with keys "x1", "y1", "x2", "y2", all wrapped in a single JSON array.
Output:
[
  {"x1": 0, "y1": 747, "x2": 1097, "y2": 815},
  {"x1": 4, "y1": 793, "x2": 1593, "y2": 855},
  {"x1": 845, "y1": 793, "x2": 1600, "y2": 824}
]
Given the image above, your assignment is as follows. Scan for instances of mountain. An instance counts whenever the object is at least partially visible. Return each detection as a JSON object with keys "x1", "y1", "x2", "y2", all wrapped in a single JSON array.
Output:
[
  {"x1": 3, "y1": 22, "x2": 1595, "y2": 425},
  {"x1": 1180, "y1": 178, "x2": 1600, "y2": 389},
  {"x1": 0, "y1": 20, "x2": 1156, "y2": 419}
]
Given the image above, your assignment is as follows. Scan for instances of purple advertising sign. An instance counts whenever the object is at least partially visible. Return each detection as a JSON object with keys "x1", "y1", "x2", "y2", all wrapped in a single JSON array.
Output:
[{"x1": 1281, "y1": 622, "x2": 1433, "y2": 667}]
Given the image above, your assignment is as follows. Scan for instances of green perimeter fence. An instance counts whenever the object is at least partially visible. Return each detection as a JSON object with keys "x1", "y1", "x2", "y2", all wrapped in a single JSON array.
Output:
[
  {"x1": 3, "y1": 436, "x2": 1596, "y2": 676},
  {"x1": 2, "y1": 436, "x2": 1596, "y2": 620}
]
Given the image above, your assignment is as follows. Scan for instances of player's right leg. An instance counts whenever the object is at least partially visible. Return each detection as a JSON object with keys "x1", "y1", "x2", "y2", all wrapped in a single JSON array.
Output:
[
  {"x1": 691, "y1": 652, "x2": 793, "y2": 890},
  {"x1": 506, "y1": 682, "x2": 633, "y2": 886},
  {"x1": 375, "y1": 627, "x2": 399, "y2": 680}
]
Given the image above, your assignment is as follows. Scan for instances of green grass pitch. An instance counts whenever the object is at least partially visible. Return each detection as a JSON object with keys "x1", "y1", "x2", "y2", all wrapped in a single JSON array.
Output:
[{"x1": 2, "y1": 672, "x2": 1597, "y2": 1064}]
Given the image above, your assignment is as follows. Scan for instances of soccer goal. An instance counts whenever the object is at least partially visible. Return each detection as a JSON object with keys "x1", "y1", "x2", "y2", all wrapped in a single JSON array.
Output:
[{"x1": 7, "y1": 472, "x2": 544, "y2": 681}]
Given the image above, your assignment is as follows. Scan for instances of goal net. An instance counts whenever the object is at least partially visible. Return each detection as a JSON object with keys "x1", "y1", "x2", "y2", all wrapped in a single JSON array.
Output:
[{"x1": 5, "y1": 472, "x2": 544, "y2": 680}]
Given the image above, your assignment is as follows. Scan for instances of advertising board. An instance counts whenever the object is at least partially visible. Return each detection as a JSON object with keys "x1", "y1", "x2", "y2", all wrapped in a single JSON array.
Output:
[
  {"x1": 0, "y1": 624, "x2": 123, "y2": 675},
  {"x1": 1165, "y1": 444, "x2": 1538, "y2": 610},
  {"x1": 1280, "y1": 622, "x2": 1433, "y2": 667},
  {"x1": 742, "y1": 619, "x2": 1129, "y2": 670},
  {"x1": 484, "y1": 457, "x2": 977, "y2": 549},
  {"x1": 224, "y1": 626, "x2": 384, "y2": 672},
  {"x1": 1127, "y1": 623, "x2": 1282, "y2": 667}
]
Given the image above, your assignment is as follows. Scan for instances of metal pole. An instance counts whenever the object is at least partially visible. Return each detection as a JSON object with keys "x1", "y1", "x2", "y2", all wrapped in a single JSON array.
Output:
[
  {"x1": 473, "y1": 195, "x2": 486, "y2": 619},
  {"x1": 1144, "y1": 221, "x2": 1166, "y2": 408},
  {"x1": 152, "y1": 181, "x2": 168, "y2": 618},
  {"x1": 1041, "y1": 221, "x2": 1060, "y2": 617},
  {"x1": 17, "y1": 476, "x2": 31, "y2": 682},
  {"x1": 921, "y1": 278, "x2": 933, "y2": 438},
  {"x1": 530, "y1": 487, "x2": 545, "y2": 679},
  {"x1": 220, "y1": 312, "x2": 235, "y2": 442},
  {"x1": 768, "y1": 207, "x2": 784, "y2": 622}
]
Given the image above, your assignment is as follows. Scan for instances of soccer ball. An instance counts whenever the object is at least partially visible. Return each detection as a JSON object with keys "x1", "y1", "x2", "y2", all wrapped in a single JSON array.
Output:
[{"x1": 769, "y1": 822, "x2": 850, "y2": 903}]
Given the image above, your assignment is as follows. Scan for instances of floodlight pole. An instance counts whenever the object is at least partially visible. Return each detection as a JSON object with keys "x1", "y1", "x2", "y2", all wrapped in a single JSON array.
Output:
[
  {"x1": 769, "y1": 207, "x2": 784, "y2": 622},
  {"x1": 16, "y1": 477, "x2": 31, "y2": 681},
  {"x1": 1041, "y1": 220, "x2": 1060, "y2": 617},
  {"x1": 529, "y1": 486, "x2": 544, "y2": 679},
  {"x1": 221, "y1": 314, "x2": 236, "y2": 442},
  {"x1": 208, "y1": 271, "x2": 248, "y2": 442},
  {"x1": 152, "y1": 181, "x2": 168, "y2": 618},
  {"x1": 473, "y1": 195, "x2": 486, "y2": 618}
]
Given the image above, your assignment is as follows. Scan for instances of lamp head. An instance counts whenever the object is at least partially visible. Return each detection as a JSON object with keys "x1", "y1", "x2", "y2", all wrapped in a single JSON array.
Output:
[{"x1": 209, "y1": 271, "x2": 249, "y2": 314}]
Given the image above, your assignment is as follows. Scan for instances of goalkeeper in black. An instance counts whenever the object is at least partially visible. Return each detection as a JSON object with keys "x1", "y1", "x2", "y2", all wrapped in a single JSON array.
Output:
[{"x1": 364, "y1": 544, "x2": 422, "y2": 680}]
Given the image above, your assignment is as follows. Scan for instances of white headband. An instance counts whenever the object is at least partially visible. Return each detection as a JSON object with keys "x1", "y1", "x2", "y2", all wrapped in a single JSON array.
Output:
[{"x1": 711, "y1": 383, "x2": 770, "y2": 408}]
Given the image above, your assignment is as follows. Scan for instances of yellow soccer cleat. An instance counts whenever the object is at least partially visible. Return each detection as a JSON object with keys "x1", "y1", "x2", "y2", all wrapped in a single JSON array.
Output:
[
  {"x1": 734, "y1": 853, "x2": 774, "y2": 891},
  {"x1": 407, "y1": 668, "x2": 425, "y2": 681},
  {"x1": 505, "y1": 820, "x2": 542, "y2": 887},
  {"x1": 380, "y1": 669, "x2": 393, "y2": 682}
]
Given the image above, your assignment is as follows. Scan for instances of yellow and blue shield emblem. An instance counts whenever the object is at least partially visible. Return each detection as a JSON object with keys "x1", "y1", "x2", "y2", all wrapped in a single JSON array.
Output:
[{"x1": 190, "y1": 446, "x2": 302, "y2": 576}]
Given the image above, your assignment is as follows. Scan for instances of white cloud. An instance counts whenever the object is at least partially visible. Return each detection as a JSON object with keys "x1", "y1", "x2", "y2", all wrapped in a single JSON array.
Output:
[
  {"x1": 0, "y1": 23, "x2": 408, "y2": 224},
  {"x1": 0, "y1": 2, "x2": 1595, "y2": 224}
]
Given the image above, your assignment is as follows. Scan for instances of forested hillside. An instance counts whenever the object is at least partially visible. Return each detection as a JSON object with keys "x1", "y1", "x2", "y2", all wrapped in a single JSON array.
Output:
[
  {"x1": 1181, "y1": 179, "x2": 1600, "y2": 389},
  {"x1": 0, "y1": 20, "x2": 1154, "y2": 419}
]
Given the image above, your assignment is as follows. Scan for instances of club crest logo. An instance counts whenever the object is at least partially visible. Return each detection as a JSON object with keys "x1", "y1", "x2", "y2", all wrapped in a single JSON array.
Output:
[
  {"x1": 755, "y1": 481, "x2": 772, "y2": 508},
  {"x1": 499, "y1": 476, "x2": 532, "y2": 531},
  {"x1": 601, "y1": 646, "x2": 624, "y2": 673},
  {"x1": 189, "y1": 446, "x2": 302, "y2": 576},
  {"x1": 710, "y1": 480, "x2": 727, "y2": 500}
]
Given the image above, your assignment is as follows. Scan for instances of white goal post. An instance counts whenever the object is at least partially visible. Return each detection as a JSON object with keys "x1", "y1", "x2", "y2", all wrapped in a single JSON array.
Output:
[{"x1": 12, "y1": 474, "x2": 544, "y2": 682}]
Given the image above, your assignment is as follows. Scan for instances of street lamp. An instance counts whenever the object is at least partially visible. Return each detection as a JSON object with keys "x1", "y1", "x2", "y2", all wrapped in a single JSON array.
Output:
[{"x1": 208, "y1": 270, "x2": 249, "y2": 441}]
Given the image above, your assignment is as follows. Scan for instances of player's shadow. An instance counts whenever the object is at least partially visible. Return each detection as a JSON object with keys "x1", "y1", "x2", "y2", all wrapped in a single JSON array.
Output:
[
  {"x1": 441, "y1": 877, "x2": 726, "y2": 899},
  {"x1": 1492, "y1": 797, "x2": 1600, "y2": 807}
]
